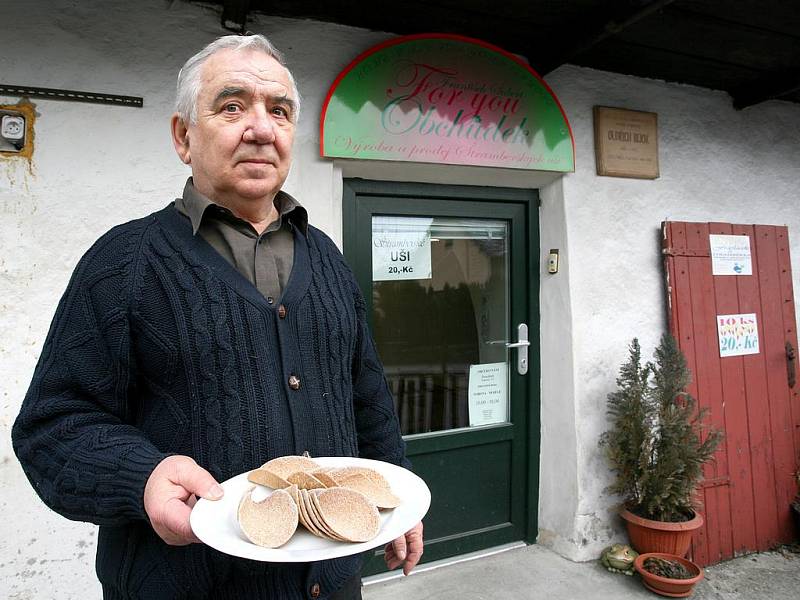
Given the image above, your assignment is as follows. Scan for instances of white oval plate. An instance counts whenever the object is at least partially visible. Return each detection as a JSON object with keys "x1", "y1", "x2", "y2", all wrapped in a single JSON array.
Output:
[{"x1": 190, "y1": 457, "x2": 431, "y2": 562}]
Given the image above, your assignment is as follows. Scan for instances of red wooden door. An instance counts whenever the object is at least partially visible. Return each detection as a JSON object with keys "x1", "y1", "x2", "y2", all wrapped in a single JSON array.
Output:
[{"x1": 663, "y1": 221, "x2": 799, "y2": 567}]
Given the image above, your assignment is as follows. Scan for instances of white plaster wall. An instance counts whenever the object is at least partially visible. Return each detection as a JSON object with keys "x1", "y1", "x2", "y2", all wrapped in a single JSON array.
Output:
[
  {"x1": 537, "y1": 64, "x2": 800, "y2": 561},
  {"x1": 536, "y1": 175, "x2": 581, "y2": 557}
]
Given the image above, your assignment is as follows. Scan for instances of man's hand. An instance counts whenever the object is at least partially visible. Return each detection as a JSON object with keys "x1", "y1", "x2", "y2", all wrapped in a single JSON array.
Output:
[
  {"x1": 384, "y1": 521, "x2": 423, "y2": 575},
  {"x1": 144, "y1": 455, "x2": 224, "y2": 545}
]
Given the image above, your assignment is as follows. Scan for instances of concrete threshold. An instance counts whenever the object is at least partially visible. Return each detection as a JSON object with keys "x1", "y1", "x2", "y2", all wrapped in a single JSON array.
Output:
[{"x1": 363, "y1": 541, "x2": 527, "y2": 586}]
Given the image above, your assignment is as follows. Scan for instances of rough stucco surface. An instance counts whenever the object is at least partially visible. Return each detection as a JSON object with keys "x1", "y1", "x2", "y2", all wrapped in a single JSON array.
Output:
[
  {"x1": 2, "y1": 1, "x2": 800, "y2": 598},
  {"x1": 539, "y1": 64, "x2": 800, "y2": 560},
  {"x1": 537, "y1": 176, "x2": 581, "y2": 556}
]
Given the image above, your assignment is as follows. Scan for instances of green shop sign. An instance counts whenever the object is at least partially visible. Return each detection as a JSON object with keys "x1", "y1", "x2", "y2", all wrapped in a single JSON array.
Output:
[{"x1": 320, "y1": 34, "x2": 574, "y2": 172}]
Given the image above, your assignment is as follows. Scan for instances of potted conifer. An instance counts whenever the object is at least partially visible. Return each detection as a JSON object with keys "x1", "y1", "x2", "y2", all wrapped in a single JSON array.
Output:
[{"x1": 600, "y1": 334, "x2": 723, "y2": 557}]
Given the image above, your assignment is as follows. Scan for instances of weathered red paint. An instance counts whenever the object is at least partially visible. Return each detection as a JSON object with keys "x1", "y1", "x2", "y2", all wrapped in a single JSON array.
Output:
[{"x1": 662, "y1": 221, "x2": 799, "y2": 567}]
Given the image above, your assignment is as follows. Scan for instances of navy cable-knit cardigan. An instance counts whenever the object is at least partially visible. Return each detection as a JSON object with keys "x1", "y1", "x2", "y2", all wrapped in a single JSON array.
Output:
[{"x1": 12, "y1": 203, "x2": 409, "y2": 600}]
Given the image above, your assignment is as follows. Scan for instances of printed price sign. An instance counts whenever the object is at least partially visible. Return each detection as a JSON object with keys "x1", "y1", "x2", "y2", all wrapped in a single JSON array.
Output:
[
  {"x1": 717, "y1": 313, "x2": 759, "y2": 357},
  {"x1": 372, "y1": 217, "x2": 433, "y2": 281}
]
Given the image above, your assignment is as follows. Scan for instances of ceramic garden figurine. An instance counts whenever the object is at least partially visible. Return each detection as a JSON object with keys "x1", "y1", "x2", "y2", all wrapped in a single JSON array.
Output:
[{"x1": 599, "y1": 544, "x2": 639, "y2": 575}]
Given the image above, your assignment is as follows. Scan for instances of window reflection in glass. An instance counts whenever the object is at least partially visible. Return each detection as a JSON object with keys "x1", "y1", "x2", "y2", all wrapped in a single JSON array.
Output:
[{"x1": 372, "y1": 216, "x2": 509, "y2": 435}]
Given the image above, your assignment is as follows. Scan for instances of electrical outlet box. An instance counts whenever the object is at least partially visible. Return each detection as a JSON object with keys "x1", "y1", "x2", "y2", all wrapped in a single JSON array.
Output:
[
  {"x1": 1, "y1": 115, "x2": 25, "y2": 140},
  {"x1": 0, "y1": 109, "x2": 27, "y2": 153}
]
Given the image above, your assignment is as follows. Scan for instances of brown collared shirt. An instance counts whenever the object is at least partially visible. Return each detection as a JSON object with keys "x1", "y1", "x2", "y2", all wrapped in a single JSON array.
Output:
[{"x1": 174, "y1": 178, "x2": 308, "y2": 303}]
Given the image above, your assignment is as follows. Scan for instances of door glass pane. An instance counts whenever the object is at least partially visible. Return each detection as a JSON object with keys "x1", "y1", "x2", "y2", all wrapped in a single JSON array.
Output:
[{"x1": 371, "y1": 215, "x2": 509, "y2": 435}]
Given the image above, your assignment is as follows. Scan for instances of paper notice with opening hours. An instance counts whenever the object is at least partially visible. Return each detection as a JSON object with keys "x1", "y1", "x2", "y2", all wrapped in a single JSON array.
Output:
[{"x1": 468, "y1": 362, "x2": 508, "y2": 427}]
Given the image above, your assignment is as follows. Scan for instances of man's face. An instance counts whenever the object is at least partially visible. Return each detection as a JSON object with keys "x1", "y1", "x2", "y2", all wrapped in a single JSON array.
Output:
[{"x1": 172, "y1": 48, "x2": 297, "y2": 205}]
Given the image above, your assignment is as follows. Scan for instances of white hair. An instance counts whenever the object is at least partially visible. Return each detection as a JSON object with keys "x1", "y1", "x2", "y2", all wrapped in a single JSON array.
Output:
[{"x1": 175, "y1": 34, "x2": 301, "y2": 124}]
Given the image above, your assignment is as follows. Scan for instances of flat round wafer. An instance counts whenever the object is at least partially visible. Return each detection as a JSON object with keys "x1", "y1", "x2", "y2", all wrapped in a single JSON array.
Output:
[
  {"x1": 287, "y1": 471, "x2": 326, "y2": 490},
  {"x1": 311, "y1": 469, "x2": 338, "y2": 488},
  {"x1": 294, "y1": 487, "x2": 314, "y2": 534},
  {"x1": 307, "y1": 490, "x2": 348, "y2": 541},
  {"x1": 237, "y1": 487, "x2": 298, "y2": 548},
  {"x1": 335, "y1": 472, "x2": 401, "y2": 509},
  {"x1": 248, "y1": 468, "x2": 291, "y2": 490},
  {"x1": 314, "y1": 487, "x2": 380, "y2": 542},
  {"x1": 296, "y1": 488, "x2": 325, "y2": 538},
  {"x1": 285, "y1": 483, "x2": 300, "y2": 505},
  {"x1": 328, "y1": 466, "x2": 391, "y2": 490},
  {"x1": 300, "y1": 488, "x2": 340, "y2": 540},
  {"x1": 260, "y1": 456, "x2": 320, "y2": 479}
]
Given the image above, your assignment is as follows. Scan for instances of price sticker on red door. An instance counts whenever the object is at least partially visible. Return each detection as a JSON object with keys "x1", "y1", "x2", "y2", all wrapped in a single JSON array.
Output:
[
  {"x1": 372, "y1": 217, "x2": 433, "y2": 281},
  {"x1": 717, "y1": 313, "x2": 760, "y2": 357}
]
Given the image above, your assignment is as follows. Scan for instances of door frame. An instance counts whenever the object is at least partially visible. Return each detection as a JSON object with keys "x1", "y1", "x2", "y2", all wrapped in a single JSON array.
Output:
[{"x1": 342, "y1": 178, "x2": 542, "y2": 558}]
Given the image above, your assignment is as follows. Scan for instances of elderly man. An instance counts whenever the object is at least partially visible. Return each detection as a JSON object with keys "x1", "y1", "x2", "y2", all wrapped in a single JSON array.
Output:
[{"x1": 12, "y1": 34, "x2": 422, "y2": 600}]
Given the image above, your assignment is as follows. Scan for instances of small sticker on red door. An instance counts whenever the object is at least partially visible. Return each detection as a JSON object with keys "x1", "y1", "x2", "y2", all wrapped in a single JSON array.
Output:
[{"x1": 709, "y1": 234, "x2": 752, "y2": 276}]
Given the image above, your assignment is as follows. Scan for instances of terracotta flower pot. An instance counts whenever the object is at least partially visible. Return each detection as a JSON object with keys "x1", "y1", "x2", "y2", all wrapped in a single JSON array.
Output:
[
  {"x1": 620, "y1": 508, "x2": 703, "y2": 557},
  {"x1": 634, "y1": 552, "x2": 704, "y2": 598}
]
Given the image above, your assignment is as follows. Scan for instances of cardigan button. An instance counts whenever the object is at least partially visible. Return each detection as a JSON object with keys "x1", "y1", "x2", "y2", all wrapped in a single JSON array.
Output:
[
  {"x1": 310, "y1": 583, "x2": 321, "y2": 598},
  {"x1": 267, "y1": 296, "x2": 274, "y2": 305},
  {"x1": 278, "y1": 304, "x2": 287, "y2": 319},
  {"x1": 288, "y1": 375, "x2": 301, "y2": 390}
]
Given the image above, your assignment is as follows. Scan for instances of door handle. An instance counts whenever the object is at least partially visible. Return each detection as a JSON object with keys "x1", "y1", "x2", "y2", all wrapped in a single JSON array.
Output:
[
  {"x1": 505, "y1": 341, "x2": 531, "y2": 349},
  {"x1": 787, "y1": 342, "x2": 796, "y2": 388},
  {"x1": 508, "y1": 323, "x2": 529, "y2": 375}
]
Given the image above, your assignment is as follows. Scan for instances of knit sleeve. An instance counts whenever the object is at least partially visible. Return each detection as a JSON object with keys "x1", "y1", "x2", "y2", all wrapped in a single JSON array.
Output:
[
  {"x1": 12, "y1": 226, "x2": 168, "y2": 526},
  {"x1": 348, "y1": 271, "x2": 412, "y2": 470}
]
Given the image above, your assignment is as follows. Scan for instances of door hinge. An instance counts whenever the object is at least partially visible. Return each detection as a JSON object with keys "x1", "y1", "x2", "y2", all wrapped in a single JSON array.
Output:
[{"x1": 662, "y1": 247, "x2": 710, "y2": 258}]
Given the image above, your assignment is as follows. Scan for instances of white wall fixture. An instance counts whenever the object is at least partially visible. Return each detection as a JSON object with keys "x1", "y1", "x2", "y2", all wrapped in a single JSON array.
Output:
[
  {"x1": 547, "y1": 249, "x2": 560, "y2": 274},
  {"x1": 0, "y1": 111, "x2": 25, "y2": 152}
]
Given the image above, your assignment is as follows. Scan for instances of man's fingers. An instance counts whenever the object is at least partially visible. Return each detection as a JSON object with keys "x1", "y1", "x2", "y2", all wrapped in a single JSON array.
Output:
[
  {"x1": 402, "y1": 522, "x2": 424, "y2": 575},
  {"x1": 391, "y1": 533, "x2": 408, "y2": 561},
  {"x1": 144, "y1": 456, "x2": 216, "y2": 546},
  {"x1": 384, "y1": 522, "x2": 424, "y2": 573},
  {"x1": 173, "y1": 460, "x2": 224, "y2": 501},
  {"x1": 383, "y1": 545, "x2": 402, "y2": 570},
  {"x1": 161, "y1": 497, "x2": 200, "y2": 545}
]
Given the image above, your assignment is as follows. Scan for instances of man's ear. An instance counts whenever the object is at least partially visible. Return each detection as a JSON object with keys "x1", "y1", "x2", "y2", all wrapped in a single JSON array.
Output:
[{"x1": 171, "y1": 114, "x2": 191, "y2": 165}]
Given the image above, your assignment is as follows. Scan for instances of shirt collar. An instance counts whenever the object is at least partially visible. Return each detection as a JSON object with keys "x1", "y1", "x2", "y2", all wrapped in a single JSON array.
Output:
[{"x1": 175, "y1": 177, "x2": 308, "y2": 236}]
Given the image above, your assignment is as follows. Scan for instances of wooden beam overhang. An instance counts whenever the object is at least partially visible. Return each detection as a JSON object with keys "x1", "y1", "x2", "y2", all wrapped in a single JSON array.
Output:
[
  {"x1": 533, "y1": 0, "x2": 677, "y2": 75},
  {"x1": 732, "y1": 66, "x2": 800, "y2": 109}
]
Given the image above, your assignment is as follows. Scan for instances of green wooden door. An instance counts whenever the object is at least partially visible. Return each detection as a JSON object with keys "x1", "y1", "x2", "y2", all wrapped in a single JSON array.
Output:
[{"x1": 342, "y1": 180, "x2": 539, "y2": 574}]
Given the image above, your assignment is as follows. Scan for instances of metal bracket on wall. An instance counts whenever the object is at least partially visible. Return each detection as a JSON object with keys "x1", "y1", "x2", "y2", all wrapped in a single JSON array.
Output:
[{"x1": 0, "y1": 84, "x2": 142, "y2": 108}]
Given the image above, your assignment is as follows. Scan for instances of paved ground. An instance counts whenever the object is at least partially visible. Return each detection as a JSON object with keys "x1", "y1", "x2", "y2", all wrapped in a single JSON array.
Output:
[{"x1": 363, "y1": 544, "x2": 800, "y2": 600}]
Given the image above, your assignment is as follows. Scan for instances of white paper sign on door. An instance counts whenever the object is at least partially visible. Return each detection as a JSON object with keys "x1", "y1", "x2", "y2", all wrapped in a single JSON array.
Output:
[
  {"x1": 468, "y1": 362, "x2": 508, "y2": 426},
  {"x1": 710, "y1": 234, "x2": 752, "y2": 275},
  {"x1": 717, "y1": 313, "x2": 759, "y2": 357},
  {"x1": 372, "y1": 217, "x2": 433, "y2": 281}
]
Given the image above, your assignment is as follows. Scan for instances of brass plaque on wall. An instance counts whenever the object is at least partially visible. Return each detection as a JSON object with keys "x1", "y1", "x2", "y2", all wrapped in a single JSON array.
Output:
[{"x1": 593, "y1": 106, "x2": 659, "y2": 179}]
